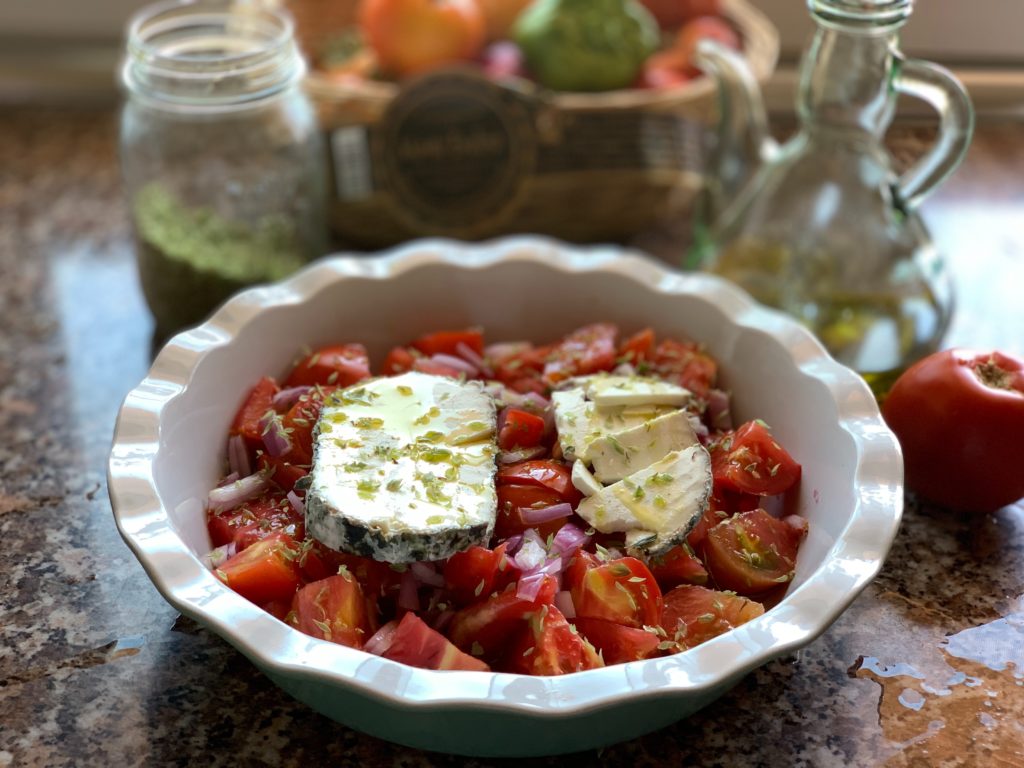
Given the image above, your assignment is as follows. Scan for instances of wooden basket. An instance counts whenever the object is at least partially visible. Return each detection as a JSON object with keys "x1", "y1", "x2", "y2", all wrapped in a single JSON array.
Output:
[{"x1": 287, "y1": 0, "x2": 779, "y2": 247}]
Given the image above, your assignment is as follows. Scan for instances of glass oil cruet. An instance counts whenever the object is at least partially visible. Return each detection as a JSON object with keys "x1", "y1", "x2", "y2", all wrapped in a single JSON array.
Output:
[{"x1": 690, "y1": 0, "x2": 974, "y2": 395}]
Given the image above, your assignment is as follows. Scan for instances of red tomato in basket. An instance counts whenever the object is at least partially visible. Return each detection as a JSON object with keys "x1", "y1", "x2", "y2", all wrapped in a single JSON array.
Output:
[
  {"x1": 215, "y1": 533, "x2": 302, "y2": 605},
  {"x1": 882, "y1": 349, "x2": 1024, "y2": 513},
  {"x1": 708, "y1": 420, "x2": 801, "y2": 496},
  {"x1": 290, "y1": 572, "x2": 372, "y2": 649},
  {"x1": 639, "y1": 0, "x2": 721, "y2": 30},
  {"x1": 676, "y1": 16, "x2": 741, "y2": 76},
  {"x1": 361, "y1": 0, "x2": 485, "y2": 77},
  {"x1": 660, "y1": 585, "x2": 764, "y2": 649},
  {"x1": 703, "y1": 509, "x2": 807, "y2": 595},
  {"x1": 284, "y1": 344, "x2": 370, "y2": 388},
  {"x1": 566, "y1": 552, "x2": 662, "y2": 629},
  {"x1": 502, "y1": 605, "x2": 603, "y2": 675}
]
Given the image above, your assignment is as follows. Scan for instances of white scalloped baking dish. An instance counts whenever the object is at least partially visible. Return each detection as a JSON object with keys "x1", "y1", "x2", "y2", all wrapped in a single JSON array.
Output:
[{"x1": 108, "y1": 236, "x2": 903, "y2": 756}]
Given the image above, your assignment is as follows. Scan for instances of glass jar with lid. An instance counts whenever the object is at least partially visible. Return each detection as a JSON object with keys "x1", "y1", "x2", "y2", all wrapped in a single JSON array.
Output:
[{"x1": 120, "y1": 0, "x2": 327, "y2": 341}]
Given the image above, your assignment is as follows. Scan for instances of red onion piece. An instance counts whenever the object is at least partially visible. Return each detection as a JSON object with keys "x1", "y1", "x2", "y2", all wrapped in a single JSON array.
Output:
[
  {"x1": 516, "y1": 571, "x2": 547, "y2": 602},
  {"x1": 707, "y1": 388, "x2": 733, "y2": 431},
  {"x1": 551, "y1": 523, "x2": 591, "y2": 558},
  {"x1": 513, "y1": 531, "x2": 548, "y2": 572},
  {"x1": 287, "y1": 490, "x2": 305, "y2": 515},
  {"x1": 554, "y1": 590, "x2": 576, "y2": 619},
  {"x1": 411, "y1": 561, "x2": 445, "y2": 589},
  {"x1": 272, "y1": 385, "x2": 311, "y2": 412},
  {"x1": 497, "y1": 445, "x2": 547, "y2": 465},
  {"x1": 217, "y1": 471, "x2": 240, "y2": 488},
  {"x1": 688, "y1": 414, "x2": 711, "y2": 444},
  {"x1": 207, "y1": 472, "x2": 269, "y2": 512},
  {"x1": 398, "y1": 571, "x2": 420, "y2": 611},
  {"x1": 260, "y1": 411, "x2": 293, "y2": 458},
  {"x1": 455, "y1": 342, "x2": 493, "y2": 378},
  {"x1": 520, "y1": 502, "x2": 573, "y2": 525},
  {"x1": 206, "y1": 542, "x2": 237, "y2": 569},
  {"x1": 227, "y1": 434, "x2": 251, "y2": 478},
  {"x1": 502, "y1": 534, "x2": 524, "y2": 556},
  {"x1": 430, "y1": 353, "x2": 478, "y2": 376},
  {"x1": 484, "y1": 341, "x2": 530, "y2": 362},
  {"x1": 613, "y1": 363, "x2": 637, "y2": 376},
  {"x1": 364, "y1": 619, "x2": 400, "y2": 656}
]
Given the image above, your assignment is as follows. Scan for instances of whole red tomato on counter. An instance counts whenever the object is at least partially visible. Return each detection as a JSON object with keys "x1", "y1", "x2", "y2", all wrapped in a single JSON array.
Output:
[
  {"x1": 882, "y1": 350, "x2": 1024, "y2": 513},
  {"x1": 360, "y1": 0, "x2": 485, "y2": 77}
]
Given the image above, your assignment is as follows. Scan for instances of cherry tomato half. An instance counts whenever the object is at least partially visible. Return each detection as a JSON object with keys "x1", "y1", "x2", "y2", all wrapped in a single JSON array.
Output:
[
  {"x1": 709, "y1": 420, "x2": 801, "y2": 496},
  {"x1": 703, "y1": 509, "x2": 807, "y2": 595},
  {"x1": 660, "y1": 585, "x2": 764, "y2": 650},
  {"x1": 882, "y1": 349, "x2": 1024, "y2": 513}
]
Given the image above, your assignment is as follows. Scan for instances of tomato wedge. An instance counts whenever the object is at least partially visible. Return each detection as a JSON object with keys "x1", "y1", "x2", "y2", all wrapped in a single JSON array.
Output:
[
  {"x1": 290, "y1": 571, "x2": 371, "y2": 648},
  {"x1": 660, "y1": 585, "x2": 764, "y2": 650},
  {"x1": 567, "y1": 552, "x2": 662, "y2": 629},
  {"x1": 703, "y1": 509, "x2": 807, "y2": 595},
  {"x1": 382, "y1": 346, "x2": 416, "y2": 375},
  {"x1": 411, "y1": 329, "x2": 484, "y2": 357},
  {"x1": 496, "y1": 460, "x2": 579, "y2": 501},
  {"x1": 381, "y1": 612, "x2": 490, "y2": 672},
  {"x1": 709, "y1": 420, "x2": 801, "y2": 496},
  {"x1": 285, "y1": 344, "x2": 370, "y2": 388},
  {"x1": 447, "y1": 577, "x2": 557, "y2": 660},
  {"x1": 443, "y1": 542, "x2": 514, "y2": 606},
  {"x1": 281, "y1": 386, "x2": 336, "y2": 465},
  {"x1": 502, "y1": 605, "x2": 603, "y2": 675},
  {"x1": 618, "y1": 327, "x2": 656, "y2": 365},
  {"x1": 412, "y1": 357, "x2": 466, "y2": 378},
  {"x1": 542, "y1": 323, "x2": 618, "y2": 385},
  {"x1": 207, "y1": 492, "x2": 300, "y2": 550},
  {"x1": 651, "y1": 338, "x2": 717, "y2": 399},
  {"x1": 574, "y1": 617, "x2": 663, "y2": 665},
  {"x1": 647, "y1": 543, "x2": 708, "y2": 589},
  {"x1": 498, "y1": 408, "x2": 546, "y2": 450},
  {"x1": 257, "y1": 453, "x2": 308, "y2": 493},
  {"x1": 230, "y1": 377, "x2": 279, "y2": 450},
  {"x1": 215, "y1": 532, "x2": 301, "y2": 604},
  {"x1": 495, "y1": 484, "x2": 571, "y2": 540}
]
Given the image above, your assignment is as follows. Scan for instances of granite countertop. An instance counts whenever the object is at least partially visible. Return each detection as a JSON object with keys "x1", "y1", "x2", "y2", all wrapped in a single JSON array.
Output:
[{"x1": 1, "y1": 108, "x2": 1023, "y2": 767}]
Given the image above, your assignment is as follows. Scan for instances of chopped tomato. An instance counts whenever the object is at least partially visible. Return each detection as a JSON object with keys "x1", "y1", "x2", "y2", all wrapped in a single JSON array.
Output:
[
  {"x1": 285, "y1": 344, "x2": 370, "y2": 388},
  {"x1": 444, "y1": 542, "x2": 514, "y2": 606},
  {"x1": 290, "y1": 571, "x2": 371, "y2": 648},
  {"x1": 647, "y1": 543, "x2": 708, "y2": 588},
  {"x1": 574, "y1": 617, "x2": 663, "y2": 665},
  {"x1": 703, "y1": 509, "x2": 807, "y2": 595},
  {"x1": 281, "y1": 386, "x2": 336, "y2": 465},
  {"x1": 498, "y1": 408, "x2": 546, "y2": 450},
  {"x1": 411, "y1": 328, "x2": 484, "y2": 357},
  {"x1": 495, "y1": 484, "x2": 571, "y2": 540},
  {"x1": 412, "y1": 357, "x2": 466, "y2": 378},
  {"x1": 651, "y1": 338, "x2": 717, "y2": 399},
  {"x1": 207, "y1": 492, "x2": 301, "y2": 551},
  {"x1": 215, "y1": 532, "x2": 302, "y2": 604},
  {"x1": 447, "y1": 577, "x2": 557, "y2": 660},
  {"x1": 257, "y1": 453, "x2": 308, "y2": 493},
  {"x1": 489, "y1": 342, "x2": 549, "y2": 384},
  {"x1": 660, "y1": 585, "x2": 764, "y2": 649},
  {"x1": 230, "y1": 377, "x2": 279, "y2": 450},
  {"x1": 566, "y1": 552, "x2": 662, "y2": 629},
  {"x1": 382, "y1": 612, "x2": 490, "y2": 672},
  {"x1": 618, "y1": 327, "x2": 656, "y2": 365},
  {"x1": 543, "y1": 323, "x2": 618, "y2": 385},
  {"x1": 502, "y1": 605, "x2": 603, "y2": 675},
  {"x1": 382, "y1": 345, "x2": 416, "y2": 375},
  {"x1": 260, "y1": 598, "x2": 293, "y2": 622},
  {"x1": 709, "y1": 421, "x2": 801, "y2": 496},
  {"x1": 496, "y1": 460, "x2": 579, "y2": 502},
  {"x1": 686, "y1": 485, "x2": 760, "y2": 552}
]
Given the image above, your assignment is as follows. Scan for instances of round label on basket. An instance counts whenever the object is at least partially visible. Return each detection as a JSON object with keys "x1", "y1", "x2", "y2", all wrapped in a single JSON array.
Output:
[{"x1": 374, "y1": 70, "x2": 537, "y2": 235}]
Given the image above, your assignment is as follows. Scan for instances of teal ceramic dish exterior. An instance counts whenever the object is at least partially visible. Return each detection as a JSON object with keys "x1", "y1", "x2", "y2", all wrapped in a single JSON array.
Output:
[{"x1": 108, "y1": 237, "x2": 904, "y2": 756}]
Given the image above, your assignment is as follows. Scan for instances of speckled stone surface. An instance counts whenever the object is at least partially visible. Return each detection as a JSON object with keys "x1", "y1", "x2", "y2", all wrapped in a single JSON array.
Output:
[{"x1": 1, "y1": 108, "x2": 1023, "y2": 767}]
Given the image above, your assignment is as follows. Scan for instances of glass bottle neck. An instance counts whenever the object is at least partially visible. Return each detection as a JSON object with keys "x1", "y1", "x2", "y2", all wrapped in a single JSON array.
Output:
[
  {"x1": 121, "y1": 0, "x2": 304, "y2": 113},
  {"x1": 797, "y1": 12, "x2": 906, "y2": 137}
]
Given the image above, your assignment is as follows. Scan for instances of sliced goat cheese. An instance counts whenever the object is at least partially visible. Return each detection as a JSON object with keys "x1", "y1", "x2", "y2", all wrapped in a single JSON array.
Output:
[
  {"x1": 305, "y1": 372, "x2": 498, "y2": 563},
  {"x1": 584, "y1": 374, "x2": 692, "y2": 407},
  {"x1": 571, "y1": 460, "x2": 603, "y2": 497},
  {"x1": 576, "y1": 444, "x2": 712, "y2": 557},
  {"x1": 588, "y1": 410, "x2": 700, "y2": 484}
]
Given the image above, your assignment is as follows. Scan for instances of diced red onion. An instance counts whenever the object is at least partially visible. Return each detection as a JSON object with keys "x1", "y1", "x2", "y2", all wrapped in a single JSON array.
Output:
[
  {"x1": 521, "y1": 502, "x2": 573, "y2": 525},
  {"x1": 554, "y1": 590, "x2": 576, "y2": 619},
  {"x1": 518, "y1": 391, "x2": 551, "y2": 411},
  {"x1": 259, "y1": 411, "x2": 293, "y2": 458},
  {"x1": 208, "y1": 472, "x2": 270, "y2": 512},
  {"x1": 516, "y1": 571, "x2": 547, "y2": 602},
  {"x1": 497, "y1": 446, "x2": 547, "y2": 465},
  {"x1": 206, "y1": 542, "x2": 237, "y2": 569},
  {"x1": 217, "y1": 471, "x2": 240, "y2": 487},
  {"x1": 430, "y1": 353, "x2": 478, "y2": 376},
  {"x1": 364, "y1": 619, "x2": 400, "y2": 656},
  {"x1": 227, "y1": 434, "x2": 252, "y2": 478},
  {"x1": 287, "y1": 490, "x2": 305, "y2": 515},
  {"x1": 411, "y1": 561, "x2": 445, "y2": 588},
  {"x1": 503, "y1": 534, "x2": 524, "y2": 556},
  {"x1": 398, "y1": 571, "x2": 420, "y2": 611},
  {"x1": 613, "y1": 363, "x2": 637, "y2": 376},
  {"x1": 485, "y1": 341, "x2": 530, "y2": 361},
  {"x1": 551, "y1": 523, "x2": 591, "y2": 558},
  {"x1": 432, "y1": 610, "x2": 455, "y2": 633},
  {"x1": 707, "y1": 388, "x2": 733, "y2": 431},
  {"x1": 689, "y1": 414, "x2": 711, "y2": 443},
  {"x1": 514, "y1": 531, "x2": 548, "y2": 572},
  {"x1": 455, "y1": 342, "x2": 493, "y2": 378},
  {"x1": 272, "y1": 385, "x2": 311, "y2": 412}
]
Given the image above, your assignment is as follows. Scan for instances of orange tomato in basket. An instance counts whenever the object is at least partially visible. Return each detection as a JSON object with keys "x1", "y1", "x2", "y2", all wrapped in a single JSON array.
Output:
[
  {"x1": 473, "y1": 0, "x2": 533, "y2": 41},
  {"x1": 360, "y1": 0, "x2": 486, "y2": 77}
]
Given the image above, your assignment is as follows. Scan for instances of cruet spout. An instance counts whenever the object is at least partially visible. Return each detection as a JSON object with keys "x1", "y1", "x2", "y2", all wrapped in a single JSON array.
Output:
[{"x1": 694, "y1": 40, "x2": 776, "y2": 225}]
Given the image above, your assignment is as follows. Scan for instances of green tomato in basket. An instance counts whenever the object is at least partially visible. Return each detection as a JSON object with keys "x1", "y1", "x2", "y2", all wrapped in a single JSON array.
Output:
[{"x1": 514, "y1": 0, "x2": 660, "y2": 92}]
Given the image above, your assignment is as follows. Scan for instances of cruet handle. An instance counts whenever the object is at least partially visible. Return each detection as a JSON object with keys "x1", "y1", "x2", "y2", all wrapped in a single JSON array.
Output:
[{"x1": 892, "y1": 57, "x2": 975, "y2": 210}]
